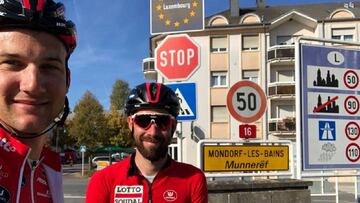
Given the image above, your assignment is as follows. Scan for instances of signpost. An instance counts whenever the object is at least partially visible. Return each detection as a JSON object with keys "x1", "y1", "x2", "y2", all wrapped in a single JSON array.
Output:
[
  {"x1": 155, "y1": 34, "x2": 200, "y2": 81},
  {"x1": 80, "y1": 145, "x2": 86, "y2": 176},
  {"x1": 300, "y1": 44, "x2": 360, "y2": 169},
  {"x1": 226, "y1": 81, "x2": 267, "y2": 123}
]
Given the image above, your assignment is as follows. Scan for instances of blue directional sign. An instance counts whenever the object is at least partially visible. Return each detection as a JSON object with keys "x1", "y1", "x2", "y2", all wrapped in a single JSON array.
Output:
[
  {"x1": 80, "y1": 145, "x2": 86, "y2": 153},
  {"x1": 166, "y1": 82, "x2": 196, "y2": 121}
]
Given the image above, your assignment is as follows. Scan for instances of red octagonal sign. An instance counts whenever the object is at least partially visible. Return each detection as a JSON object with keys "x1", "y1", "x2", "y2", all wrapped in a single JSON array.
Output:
[{"x1": 155, "y1": 34, "x2": 200, "y2": 81}]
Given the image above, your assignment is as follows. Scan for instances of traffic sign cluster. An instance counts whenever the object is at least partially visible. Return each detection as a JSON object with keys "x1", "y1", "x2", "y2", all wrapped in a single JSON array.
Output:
[{"x1": 301, "y1": 44, "x2": 360, "y2": 169}]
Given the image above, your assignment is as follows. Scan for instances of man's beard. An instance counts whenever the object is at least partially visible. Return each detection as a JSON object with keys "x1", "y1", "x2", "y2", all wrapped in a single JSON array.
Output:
[{"x1": 135, "y1": 135, "x2": 169, "y2": 162}]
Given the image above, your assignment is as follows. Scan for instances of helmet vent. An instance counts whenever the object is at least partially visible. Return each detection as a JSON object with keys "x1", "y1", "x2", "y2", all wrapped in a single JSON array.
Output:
[
  {"x1": 23, "y1": 0, "x2": 45, "y2": 14},
  {"x1": 146, "y1": 82, "x2": 161, "y2": 103}
]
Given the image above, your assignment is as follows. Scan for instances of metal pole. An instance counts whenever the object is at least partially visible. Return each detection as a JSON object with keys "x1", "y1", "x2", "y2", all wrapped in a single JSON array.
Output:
[
  {"x1": 178, "y1": 122, "x2": 182, "y2": 162},
  {"x1": 354, "y1": 176, "x2": 358, "y2": 203},
  {"x1": 295, "y1": 39, "x2": 302, "y2": 180},
  {"x1": 335, "y1": 176, "x2": 339, "y2": 203},
  {"x1": 81, "y1": 151, "x2": 84, "y2": 176}
]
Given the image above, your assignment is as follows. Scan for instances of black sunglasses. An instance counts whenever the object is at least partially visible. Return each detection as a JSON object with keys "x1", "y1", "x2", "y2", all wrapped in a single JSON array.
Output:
[{"x1": 132, "y1": 114, "x2": 173, "y2": 130}]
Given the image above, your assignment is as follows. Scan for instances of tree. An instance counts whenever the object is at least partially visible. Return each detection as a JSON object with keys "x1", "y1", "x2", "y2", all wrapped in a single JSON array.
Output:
[
  {"x1": 48, "y1": 124, "x2": 76, "y2": 152},
  {"x1": 110, "y1": 79, "x2": 130, "y2": 110},
  {"x1": 67, "y1": 91, "x2": 108, "y2": 152},
  {"x1": 106, "y1": 107, "x2": 133, "y2": 147}
]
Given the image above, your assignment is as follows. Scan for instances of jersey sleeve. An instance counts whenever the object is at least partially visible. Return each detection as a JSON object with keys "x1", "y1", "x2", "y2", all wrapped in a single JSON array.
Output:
[
  {"x1": 85, "y1": 171, "x2": 110, "y2": 203},
  {"x1": 191, "y1": 171, "x2": 208, "y2": 203}
]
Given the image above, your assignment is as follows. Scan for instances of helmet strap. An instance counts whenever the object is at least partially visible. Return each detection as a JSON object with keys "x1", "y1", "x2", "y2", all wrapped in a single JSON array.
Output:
[{"x1": 0, "y1": 97, "x2": 70, "y2": 139}]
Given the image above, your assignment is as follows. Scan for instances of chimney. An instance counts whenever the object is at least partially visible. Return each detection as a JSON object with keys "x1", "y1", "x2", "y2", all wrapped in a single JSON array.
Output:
[
  {"x1": 257, "y1": 0, "x2": 266, "y2": 8},
  {"x1": 230, "y1": 0, "x2": 239, "y2": 17}
]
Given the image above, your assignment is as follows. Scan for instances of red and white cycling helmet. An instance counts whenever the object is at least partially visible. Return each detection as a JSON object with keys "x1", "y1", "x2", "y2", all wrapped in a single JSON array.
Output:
[{"x1": 0, "y1": 0, "x2": 76, "y2": 53}]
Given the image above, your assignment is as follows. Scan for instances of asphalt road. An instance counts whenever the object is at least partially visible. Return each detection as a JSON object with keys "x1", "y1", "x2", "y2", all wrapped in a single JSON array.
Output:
[{"x1": 63, "y1": 163, "x2": 90, "y2": 203}]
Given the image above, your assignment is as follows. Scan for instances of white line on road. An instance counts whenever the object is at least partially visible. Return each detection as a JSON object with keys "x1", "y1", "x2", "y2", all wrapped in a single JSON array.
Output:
[{"x1": 64, "y1": 195, "x2": 85, "y2": 199}]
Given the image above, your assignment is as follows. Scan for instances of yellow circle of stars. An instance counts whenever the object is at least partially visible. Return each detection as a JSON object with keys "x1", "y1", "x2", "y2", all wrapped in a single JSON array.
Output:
[{"x1": 156, "y1": 0, "x2": 199, "y2": 28}]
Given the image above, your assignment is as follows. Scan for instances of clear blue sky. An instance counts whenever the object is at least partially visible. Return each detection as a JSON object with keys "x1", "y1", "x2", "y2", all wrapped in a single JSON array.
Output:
[{"x1": 63, "y1": 0, "x2": 351, "y2": 111}]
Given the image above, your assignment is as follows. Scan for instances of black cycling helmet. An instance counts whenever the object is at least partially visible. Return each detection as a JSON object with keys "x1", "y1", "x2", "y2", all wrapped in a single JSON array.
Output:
[
  {"x1": 0, "y1": 0, "x2": 77, "y2": 53},
  {"x1": 125, "y1": 82, "x2": 180, "y2": 117}
]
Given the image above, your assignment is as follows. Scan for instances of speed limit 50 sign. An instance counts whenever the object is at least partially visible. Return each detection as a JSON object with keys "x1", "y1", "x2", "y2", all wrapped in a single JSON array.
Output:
[{"x1": 226, "y1": 81, "x2": 266, "y2": 123}]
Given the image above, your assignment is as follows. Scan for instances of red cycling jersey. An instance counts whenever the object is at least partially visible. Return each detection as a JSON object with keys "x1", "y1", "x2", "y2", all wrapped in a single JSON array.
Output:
[
  {"x1": 0, "y1": 127, "x2": 64, "y2": 203},
  {"x1": 86, "y1": 154, "x2": 208, "y2": 203}
]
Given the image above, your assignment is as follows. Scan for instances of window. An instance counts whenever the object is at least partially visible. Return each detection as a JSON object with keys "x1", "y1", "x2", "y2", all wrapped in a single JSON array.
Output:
[
  {"x1": 271, "y1": 102, "x2": 295, "y2": 118},
  {"x1": 142, "y1": 58, "x2": 154, "y2": 71},
  {"x1": 277, "y1": 36, "x2": 297, "y2": 45},
  {"x1": 211, "y1": 37, "x2": 227, "y2": 52},
  {"x1": 277, "y1": 70, "x2": 295, "y2": 82},
  {"x1": 242, "y1": 35, "x2": 259, "y2": 51},
  {"x1": 270, "y1": 67, "x2": 295, "y2": 83},
  {"x1": 211, "y1": 106, "x2": 228, "y2": 122},
  {"x1": 277, "y1": 104, "x2": 295, "y2": 118},
  {"x1": 243, "y1": 70, "x2": 259, "y2": 84},
  {"x1": 332, "y1": 28, "x2": 354, "y2": 42},
  {"x1": 211, "y1": 72, "x2": 227, "y2": 87}
]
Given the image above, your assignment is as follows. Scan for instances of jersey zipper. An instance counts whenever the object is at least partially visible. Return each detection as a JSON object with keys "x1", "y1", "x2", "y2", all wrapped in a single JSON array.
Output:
[
  {"x1": 16, "y1": 148, "x2": 31, "y2": 203},
  {"x1": 146, "y1": 180, "x2": 152, "y2": 203},
  {"x1": 30, "y1": 163, "x2": 36, "y2": 203}
]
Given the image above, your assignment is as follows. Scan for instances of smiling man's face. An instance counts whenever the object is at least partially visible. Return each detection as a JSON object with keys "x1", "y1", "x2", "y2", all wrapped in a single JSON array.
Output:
[
  {"x1": 0, "y1": 29, "x2": 68, "y2": 135},
  {"x1": 128, "y1": 109, "x2": 175, "y2": 162}
]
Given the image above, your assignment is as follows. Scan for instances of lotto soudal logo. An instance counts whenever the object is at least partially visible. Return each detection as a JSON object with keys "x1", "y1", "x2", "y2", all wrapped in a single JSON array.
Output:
[
  {"x1": 163, "y1": 190, "x2": 177, "y2": 202},
  {"x1": 114, "y1": 185, "x2": 143, "y2": 203},
  {"x1": 0, "y1": 138, "x2": 15, "y2": 152}
]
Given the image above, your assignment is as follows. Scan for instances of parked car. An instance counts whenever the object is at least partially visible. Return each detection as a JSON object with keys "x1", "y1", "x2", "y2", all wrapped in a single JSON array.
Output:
[
  {"x1": 60, "y1": 149, "x2": 78, "y2": 164},
  {"x1": 90, "y1": 145, "x2": 134, "y2": 169}
]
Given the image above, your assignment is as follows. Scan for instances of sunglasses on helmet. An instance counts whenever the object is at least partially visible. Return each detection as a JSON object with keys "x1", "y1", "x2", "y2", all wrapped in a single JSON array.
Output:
[{"x1": 131, "y1": 113, "x2": 173, "y2": 130}]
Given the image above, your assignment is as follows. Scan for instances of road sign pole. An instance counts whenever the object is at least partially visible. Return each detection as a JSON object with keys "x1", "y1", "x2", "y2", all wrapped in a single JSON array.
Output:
[
  {"x1": 175, "y1": 122, "x2": 183, "y2": 162},
  {"x1": 178, "y1": 137, "x2": 182, "y2": 162},
  {"x1": 81, "y1": 151, "x2": 84, "y2": 176},
  {"x1": 295, "y1": 39, "x2": 302, "y2": 179}
]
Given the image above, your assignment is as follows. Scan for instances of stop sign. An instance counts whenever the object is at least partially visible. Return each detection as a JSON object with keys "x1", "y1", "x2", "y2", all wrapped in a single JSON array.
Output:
[{"x1": 155, "y1": 34, "x2": 200, "y2": 81}]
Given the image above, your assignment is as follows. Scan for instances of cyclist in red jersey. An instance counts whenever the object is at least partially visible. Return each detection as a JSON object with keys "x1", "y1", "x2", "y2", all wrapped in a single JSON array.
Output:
[
  {"x1": 86, "y1": 82, "x2": 208, "y2": 203},
  {"x1": 0, "y1": 0, "x2": 76, "y2": 202}
]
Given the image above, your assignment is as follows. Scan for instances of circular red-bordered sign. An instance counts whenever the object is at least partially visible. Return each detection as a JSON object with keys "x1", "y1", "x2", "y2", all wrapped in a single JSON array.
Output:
[
  {"x1": 343, "y1": 70, "x2": 359, "y2": 89},
  {"x1": 345, "y1": 143, "x2": 360, "y2": 162},
  {"x1": 226, "y1": 81, "x2": 266, "y2": 123},
  {"x1": 345, "y1": 122, "x2": 360, "y2": 141},
  {"x1": 344, "y1": 96, "x2": 360, "y2": 115}
]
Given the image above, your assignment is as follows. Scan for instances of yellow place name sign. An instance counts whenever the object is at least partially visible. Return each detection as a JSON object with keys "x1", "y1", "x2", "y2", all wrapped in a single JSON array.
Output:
[{"x1": 203, "y1": 145, "x2": 289, "y2": 172}]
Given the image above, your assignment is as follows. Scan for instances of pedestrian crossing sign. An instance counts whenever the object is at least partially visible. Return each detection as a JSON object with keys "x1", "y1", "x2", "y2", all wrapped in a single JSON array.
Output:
[{"x1": 166, "y1": 82, "x2": 196, "y2": 121}]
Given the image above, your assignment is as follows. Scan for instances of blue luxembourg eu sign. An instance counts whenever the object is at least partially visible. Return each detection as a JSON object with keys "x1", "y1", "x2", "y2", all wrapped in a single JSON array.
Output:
[
  {"x1": 150, "y1": 0, "x2": 204, "y2": 35},
  {"x1": 167, "y1": 82, "x2": 196, "y2": 121}
]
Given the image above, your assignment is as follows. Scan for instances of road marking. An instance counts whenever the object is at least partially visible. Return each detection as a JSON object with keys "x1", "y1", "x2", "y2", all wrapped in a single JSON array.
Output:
[{"x1": 64, "y1": 195, "x2": 85, "y2": 199}]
